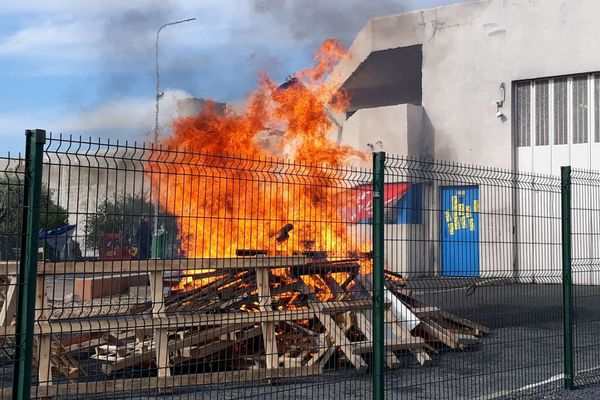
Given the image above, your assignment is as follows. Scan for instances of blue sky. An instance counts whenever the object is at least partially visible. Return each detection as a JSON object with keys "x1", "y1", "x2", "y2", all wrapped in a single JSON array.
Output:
[{"x1": 0, "y1": 0, "x2": 463, "y2": 154}]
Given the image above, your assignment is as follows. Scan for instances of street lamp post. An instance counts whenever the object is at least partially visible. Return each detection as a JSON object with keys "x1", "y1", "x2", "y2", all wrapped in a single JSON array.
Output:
[
  {"x1": 154, "y1": 17, "x2": 196, "y2": 143},
  {"x1": 152, "y1": 18, "x2": 195, "y2": 252}
]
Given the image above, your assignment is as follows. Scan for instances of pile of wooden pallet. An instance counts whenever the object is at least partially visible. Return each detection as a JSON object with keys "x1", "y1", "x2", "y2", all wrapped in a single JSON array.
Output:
[
  {"x1": 0, "y1": 254, "x2": 490, "y2": 397},
  {"x1": 84, "y1": 254, "x2": 490, "y2": 376},
  {"x1": 0, "y1": 253, "x2": 85, "y2": 382}
]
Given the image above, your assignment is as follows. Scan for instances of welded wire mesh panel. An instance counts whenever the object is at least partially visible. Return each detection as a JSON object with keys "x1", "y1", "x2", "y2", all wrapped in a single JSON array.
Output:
[
  {"x1": 383, "y1": 155, "x2": 563, "y2": 400},
  {"x1": 26, "y1": 134, "x2": 374, "y2": 399},
  {"x1": 570, "y1": 168, "x2": 600, "y2": 387},
  {"x1": 0, "y1": 154, "x2": 25, "y2": 396}
]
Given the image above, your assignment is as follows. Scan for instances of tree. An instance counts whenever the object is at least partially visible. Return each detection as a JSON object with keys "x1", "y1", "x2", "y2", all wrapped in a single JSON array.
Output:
[
  {"x1": 84, "y1": 193, "x2": 179, "y2": 255},
  {"x1": 0, "y1": 175, "x2": 69, "y2": 259}
]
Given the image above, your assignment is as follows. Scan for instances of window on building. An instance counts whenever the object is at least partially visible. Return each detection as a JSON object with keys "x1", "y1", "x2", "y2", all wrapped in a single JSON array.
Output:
[
  {"x1": 554, "y1": 78, "x2": 568, "y2": 145},
  {"x1": 535, "y1": 80, "x2": 549, "y2": 146},
  {"x1": 573, "y1": 75, "x2": 588, "y2": 144},
  {"x1": 515, "y1": 73, "x2": 600, "y2": 147},
  {"x1": 595, "y1": 74, "x2": 600, "y2": 142},
  {"x1": 515, "y1": 82, "x2": 531, "y2": 147}
]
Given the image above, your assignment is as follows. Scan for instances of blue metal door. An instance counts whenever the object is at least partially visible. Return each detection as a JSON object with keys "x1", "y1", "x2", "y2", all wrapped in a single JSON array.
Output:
[{"x1": 441, "y1": 186, "x2": 480, "y2": 276}]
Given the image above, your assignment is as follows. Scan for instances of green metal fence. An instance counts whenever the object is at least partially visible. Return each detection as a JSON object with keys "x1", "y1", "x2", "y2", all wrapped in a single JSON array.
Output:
[
  {"x1": 381, "y1": 155, "x2": 564, "y2": 399},
  {"x1": 569, "y1": 168, "x2": 600, "y2": 388},
  {"x1": 3, "y1": 132, "x2": 600, "y2": 399}
]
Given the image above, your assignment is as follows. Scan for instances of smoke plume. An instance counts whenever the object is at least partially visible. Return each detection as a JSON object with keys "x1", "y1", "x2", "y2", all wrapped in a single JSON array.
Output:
[
  {"x1": 252, "y1": 0, "x2": 407, "y2": 46},
  {"x1": 98, "y1": 2, "x2": 176, "y2": 97}
]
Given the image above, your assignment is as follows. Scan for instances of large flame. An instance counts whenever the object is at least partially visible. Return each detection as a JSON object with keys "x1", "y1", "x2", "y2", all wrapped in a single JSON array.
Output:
[{"x1": 148, "y1": 39, "x2": 371, "y2": 290}]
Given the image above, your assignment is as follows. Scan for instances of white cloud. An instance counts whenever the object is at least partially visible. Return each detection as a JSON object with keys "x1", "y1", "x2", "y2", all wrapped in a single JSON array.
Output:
[
  {"x1": 0, "y1": 0, "x2": 170, "y2": 17},
  {"x1": 0, "y1": 89, "x2": 194, "y2": 153},
  {"x1": 0, "y1": 21, "x2": 100, "y2": 58}
]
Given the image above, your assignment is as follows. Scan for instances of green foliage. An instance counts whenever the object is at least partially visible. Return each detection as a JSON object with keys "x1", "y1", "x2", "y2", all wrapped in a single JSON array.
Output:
[
  {"x1": 0, "y1": 174, "x2": 69, "y2": 257},
  {"x1": 84, "y1": 193, "x2": 178, "y2": 251}
]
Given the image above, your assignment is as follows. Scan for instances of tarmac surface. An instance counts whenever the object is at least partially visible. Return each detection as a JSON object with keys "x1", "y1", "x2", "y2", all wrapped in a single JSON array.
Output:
[{"x1": 4, "y1": 281, "x2": 600, "y2": 399}]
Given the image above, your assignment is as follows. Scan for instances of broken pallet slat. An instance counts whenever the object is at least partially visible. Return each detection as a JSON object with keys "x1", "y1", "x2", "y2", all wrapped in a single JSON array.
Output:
[
  {"x1": 383, "y1": 310, "x2": 432, "y2": 366},
  {"x1": 354, "y1": 311, "x2": 401, "y2": 369},
  {"x1": 417, "y1": 319, "x2": 477, "y2": 349},
  {"x1": 316, "y1": 312, "x2": 367, "y2": 372}
]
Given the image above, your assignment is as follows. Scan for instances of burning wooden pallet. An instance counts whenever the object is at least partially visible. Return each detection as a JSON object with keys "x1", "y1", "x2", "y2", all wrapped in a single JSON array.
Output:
[
  {"x1": 0, "y1": 254, "x2": 490, "y2": 397},
  {"x1": 85, "y1": 254, "x2": 489, "y2": 378}
]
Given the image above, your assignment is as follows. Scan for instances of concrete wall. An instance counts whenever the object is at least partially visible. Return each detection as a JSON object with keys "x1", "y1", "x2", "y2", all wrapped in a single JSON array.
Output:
[
  {"x1": 335, "y1": 0, "x2": 600, "y2": 169},
  {"x1": 342, "y1": 104, "x2": 433, "y2": 159},
  {"x1": 43, "y1": 152, "x2": 148, "y2": 254},
  {"x1": 334, "y1": 0, "x2": 598, "y2": 282}
]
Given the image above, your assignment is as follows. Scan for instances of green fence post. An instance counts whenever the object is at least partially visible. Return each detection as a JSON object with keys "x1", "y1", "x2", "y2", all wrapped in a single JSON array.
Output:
[
  {"x1": 13, "y1": 129, "x2": 46, "y2": 400},
  {"x1": 373, "y1": 152, "x2": 385, "y2": 400},
  {"x1": 561, "y1": 165, "x2": 574, "y2": 390}
]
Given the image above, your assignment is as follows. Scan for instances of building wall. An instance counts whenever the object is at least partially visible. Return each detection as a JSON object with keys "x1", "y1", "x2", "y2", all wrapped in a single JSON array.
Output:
[
  {"x1": 336, "y1": 0, "x2": 600, "y2": 169},
  {"x1": 342, "y1": 104, "x2": 432, "y2": 158},
  {"x1": 334, "y1": 0, "x2": 600, "y2": 283},
  {"x1": 44, "y1": 152, "x2": 148, "y2": 255}
]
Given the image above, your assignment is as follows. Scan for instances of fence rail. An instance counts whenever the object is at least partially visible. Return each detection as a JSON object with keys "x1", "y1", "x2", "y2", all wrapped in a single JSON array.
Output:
[{"x1": 0, "y1": 131, "x2": 599, "y2": 399}]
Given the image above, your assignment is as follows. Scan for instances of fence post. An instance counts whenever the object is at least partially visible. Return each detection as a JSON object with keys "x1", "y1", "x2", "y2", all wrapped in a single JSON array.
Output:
[
  {"x1": 372, "y1": 151, "x2": 386, "y2": 400},
  {"x1": 13, "y1": 129, "x2": 46, "y2": 400},
  {"x1": 561, "y1": 165, "x2": 574, "y2": 390}
]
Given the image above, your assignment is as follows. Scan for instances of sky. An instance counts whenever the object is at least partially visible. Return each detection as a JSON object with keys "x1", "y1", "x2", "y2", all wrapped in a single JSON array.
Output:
[{"x1": 0, "y1": 0, "x2": 463, "y2": 154}]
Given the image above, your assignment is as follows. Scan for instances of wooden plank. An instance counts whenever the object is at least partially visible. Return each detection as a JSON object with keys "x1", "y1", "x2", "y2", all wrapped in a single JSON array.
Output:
[
  {"x1": 418, "y1": 319, "x2": 475, "y2": 349},
  {"x1": 104, "y1": 324, "x2": 252, "y2": 373},
  {"x1": 316, "y1": 312, "x2": 367, "y2": 372},
  {"x1": 1, "y1": 365, "x2": 323, "y2": 398},
  {"x1": 438, "y1": 310, "x2": 491, "y2": 336},
  {"x1": 154, "y1": 329, "x2": 170, "y2": 379},
  {"x1": 0, "y1": 262, "x2": 18, "y2": 276},
  {"x1": 306, "y1": 334, "x2": 332, "y2": 367},
  {"x1": 149, "y1": 271, "x2": 170, "y2": 379},
  {"x1": 255, "y1": 267, "x2": 278, "y2": 371},
  {"x1": 0, "y1": 300, "x2": 377, "y2": 335},
  {"x1": 354, "y1": 311, "x2": 401, "y2": 368},
  {"x1": 351, "y1": 340, "x2": 426, "y2": 353},
  {"x1": 409, "y1": 349, "x2": 432, "y2": 366},
  {"x1": 183, "y1": 326, "x2": 261, "y2": 359},
  {"x1": 0, "y1": 277, "x2": 17, "y2": 326},
  {"x1": 35, "y1": 275, "x2": 52, "y2": 386},
  {"x1": 37, "y1": 336, "x2": 52, "y2": 385},
  {"x1": 384, "y1": 310, "x2": 425, "y2": 346},
  {"x1": 411, "y1": 306, "x2": 442, "y2": 318},
  {"x1": 24, "y1": 256, "x2": 308, "y2": 275},
  {"x1": 384, "y1": 310, "x2": 431, "y2": 366},
  {"x1": 64, "y1": 337, "x2": 107, "y2": 355}
]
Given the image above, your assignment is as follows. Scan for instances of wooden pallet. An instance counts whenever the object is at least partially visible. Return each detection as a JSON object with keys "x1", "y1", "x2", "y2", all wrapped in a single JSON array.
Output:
[{"x1": 0, "y1": 255, "x2": 491, "y2": 396}]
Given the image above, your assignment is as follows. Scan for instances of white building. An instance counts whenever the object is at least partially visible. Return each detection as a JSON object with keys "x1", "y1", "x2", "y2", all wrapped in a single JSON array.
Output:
[
  {"x1": 336, "y1": 0, "x2": 600, "y2": 281},
  {"x1": 335, "y1": 0, "x2": 600, "y2": 174}
]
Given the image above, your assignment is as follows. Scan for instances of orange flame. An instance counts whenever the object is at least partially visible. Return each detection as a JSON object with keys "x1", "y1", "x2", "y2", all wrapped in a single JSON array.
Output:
[{"x1": 148, "y1": 40, "x2": 371, "y2": 292}]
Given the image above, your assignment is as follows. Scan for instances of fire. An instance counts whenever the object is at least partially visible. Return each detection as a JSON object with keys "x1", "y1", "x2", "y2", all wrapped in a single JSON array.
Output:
[{"x1": 148, "y1": 39, "x2": 371, "y2": 292}]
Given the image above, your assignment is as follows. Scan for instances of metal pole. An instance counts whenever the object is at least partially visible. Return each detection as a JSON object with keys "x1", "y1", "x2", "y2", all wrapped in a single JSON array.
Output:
[
  {"x1": 154, "y1": 17, "x2": 196, "y2": 143},
  {"x1": 561, "y1": 165, "x2": 574, "y2": 390},
  {"x1": 153, "y1": 17, "x2": 196, "y2": 238},
  {"x1": 372, "y1": 151, "x2": 386, "y2": 400},
  {"x1": 13, "y1": 129, "x2": 45, "y2": 400}
]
